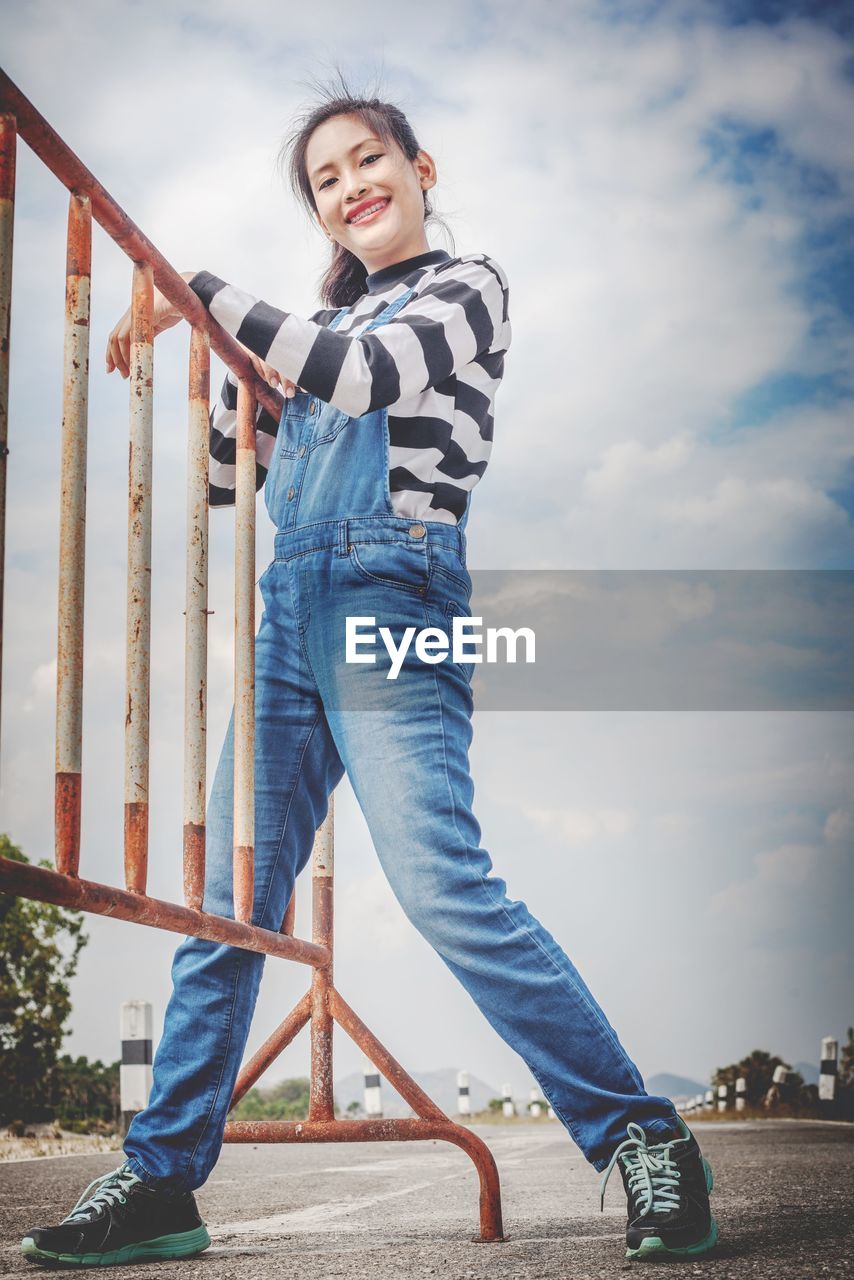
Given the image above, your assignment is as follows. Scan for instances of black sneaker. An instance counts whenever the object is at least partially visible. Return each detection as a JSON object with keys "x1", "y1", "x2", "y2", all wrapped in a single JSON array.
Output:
[
  {"x1": 21, "y1": 1159, "x2": 211, "y2": 1267},
  {"x1": 599, "y1": 1117, "x2": 718, "y2": 1259}
]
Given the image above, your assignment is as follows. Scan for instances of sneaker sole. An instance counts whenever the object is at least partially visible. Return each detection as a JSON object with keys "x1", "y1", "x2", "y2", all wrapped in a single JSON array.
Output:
[
  {"x1": 21, "y1": 1224, "x2": 211, "y2": 1267},
  {"x1": 625, "y1": 1156, "x2": 717, "y2": 1259}
]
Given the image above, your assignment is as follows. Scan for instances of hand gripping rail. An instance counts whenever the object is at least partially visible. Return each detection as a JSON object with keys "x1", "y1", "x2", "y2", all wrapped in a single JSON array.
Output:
[{"x1": 0, "y1": 68, "x2": 503, "y2": 1243}]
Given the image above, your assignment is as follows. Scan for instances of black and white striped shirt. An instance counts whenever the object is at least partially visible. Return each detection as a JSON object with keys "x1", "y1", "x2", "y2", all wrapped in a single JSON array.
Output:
[{"x1": 188, "y1": 248, "x2": 511, "y2": 525}]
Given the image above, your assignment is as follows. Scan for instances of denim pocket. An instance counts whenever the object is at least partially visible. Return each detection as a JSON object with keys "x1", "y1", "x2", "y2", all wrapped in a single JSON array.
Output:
[{"x1": 348, "y1": 540, "x2": 432, "y2": 596}]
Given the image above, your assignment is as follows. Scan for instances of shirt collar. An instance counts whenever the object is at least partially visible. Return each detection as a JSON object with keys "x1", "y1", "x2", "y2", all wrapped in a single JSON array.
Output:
[{"x1": 364, "y1": 249, "x2": 452, "y2": 295}]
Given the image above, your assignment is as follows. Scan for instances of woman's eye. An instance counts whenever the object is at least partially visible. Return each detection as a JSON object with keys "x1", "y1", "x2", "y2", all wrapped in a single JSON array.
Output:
[{"x1": 318, "y1": 154, "x2": 382, "y2": 192}]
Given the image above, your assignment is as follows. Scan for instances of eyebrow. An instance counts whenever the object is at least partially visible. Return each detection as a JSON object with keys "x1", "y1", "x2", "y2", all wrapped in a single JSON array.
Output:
[{"x1": 310, "y1": 137, "x2": 384, "y2": 184}]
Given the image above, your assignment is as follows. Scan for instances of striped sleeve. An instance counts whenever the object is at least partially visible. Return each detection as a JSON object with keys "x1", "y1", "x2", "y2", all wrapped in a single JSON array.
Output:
[
  {"x1": 206, "y1": 307, "x2": 337, "y2": 508},
  {"x1": 188, "y1": 257, "x2": 510, "y2": 420}
]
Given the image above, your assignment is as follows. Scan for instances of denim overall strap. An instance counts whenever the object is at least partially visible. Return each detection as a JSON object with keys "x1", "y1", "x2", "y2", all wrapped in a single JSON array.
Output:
[{"x1": 264, "y1": 284, "x2": 466, "y2": 562}]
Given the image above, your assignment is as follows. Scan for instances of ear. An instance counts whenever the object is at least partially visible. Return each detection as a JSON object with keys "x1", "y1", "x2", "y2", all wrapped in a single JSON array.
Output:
[{"x1": 413, "y1": 149, "x2": 437, "y2": 195}]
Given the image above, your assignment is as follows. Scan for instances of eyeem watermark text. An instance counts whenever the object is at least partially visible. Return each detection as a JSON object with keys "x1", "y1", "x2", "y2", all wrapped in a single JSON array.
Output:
[{"x1": 346, "y1": 616, "x2": 536, "y2": 680}]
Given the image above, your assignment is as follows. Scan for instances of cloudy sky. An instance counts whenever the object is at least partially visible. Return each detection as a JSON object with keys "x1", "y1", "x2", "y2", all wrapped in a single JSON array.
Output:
[{"x1": 1, "y1": 0, "x2": 852, "y2": 1115}]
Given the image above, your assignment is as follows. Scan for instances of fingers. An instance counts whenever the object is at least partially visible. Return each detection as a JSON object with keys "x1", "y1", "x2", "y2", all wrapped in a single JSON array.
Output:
[
  {"x1": 105, "y1": 310, "x2": 132, "y2": 378},
  {"x1": 239, "y1": 343, "x2": 295, "y2": 397}
]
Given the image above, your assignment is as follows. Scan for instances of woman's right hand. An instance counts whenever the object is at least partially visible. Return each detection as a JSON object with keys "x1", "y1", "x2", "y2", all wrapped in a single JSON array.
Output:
[
  {"x1": 105, "y1": 274, "x2": 303, "y2": 399},
  {"x1": 105, "y1": 283, "x2": 183, "y2": 378}
]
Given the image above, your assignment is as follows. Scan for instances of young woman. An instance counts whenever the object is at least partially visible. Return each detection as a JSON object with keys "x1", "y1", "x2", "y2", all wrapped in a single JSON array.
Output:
[{"x1": 22, "y1": 77, "x2": 717, "y2": 1267}]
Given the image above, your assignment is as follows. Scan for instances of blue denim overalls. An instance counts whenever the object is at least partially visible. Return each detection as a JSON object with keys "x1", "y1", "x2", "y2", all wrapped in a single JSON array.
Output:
[{"x1": 125, "y1": 289, "x2": 679, "y2": 1192}]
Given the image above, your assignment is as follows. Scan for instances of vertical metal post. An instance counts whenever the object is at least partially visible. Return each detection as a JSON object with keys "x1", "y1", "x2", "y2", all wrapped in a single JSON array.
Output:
[
  {"x1": 183, "y1": 327, "x2": 209, "y2": 911},
  {"x1": 232, "y1": 380, "x2": 255, "y2": 922},
  {"x1": 55, "y1": 191, "x2": 91, "y2": 877},
  {"x1": 309, "y1": 795, "x2": 335, "y2": 1121},
  {"x1": 124, "y1": 262, "x2": 153, "y2": 894},
  {"x1": 0, "y1": 114, "x2": 16, "y2": 774}
]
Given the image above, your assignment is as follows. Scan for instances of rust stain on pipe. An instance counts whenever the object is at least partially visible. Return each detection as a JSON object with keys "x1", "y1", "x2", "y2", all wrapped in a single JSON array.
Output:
[
  {"x1": 329, "y1": 985, "x2": 447, "y2": 1124},
  {"x1": 183, "y1": 327, "x2": 210, "y2": 911},
  {"x1": 55, "y1": 190, "x2": 91, "y2": 878},
  {"x1": 0, "y1": 855, "x2": 330, "y2": 967},
  {"x1": 223, "y1": 1117, "x2": 504, "y2": 1241},
  {"x1": 124, "y1": 262, "x2": 153, "y2": 896},
  {"x1": 0, "y1": 71, "x2": 282, "y2": 421},
  {"x1": 233, "y1": 380, "x2": 256, "y2": 924}
]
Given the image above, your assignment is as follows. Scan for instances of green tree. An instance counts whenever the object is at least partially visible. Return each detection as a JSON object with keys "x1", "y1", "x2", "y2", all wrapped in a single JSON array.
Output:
[
  {"x1": 712, "y1": 1048, "x2": 791, "y2": 1107},
  {"x1": 230, "y1": 1076, "x2": 313, "y2": 1121},
  {"x1": 0, "y1": 834, "x2": 88, "y2": 1124},
  {"x1": 52, "y1": 1055, "x2": 121, "y2": 1132}
]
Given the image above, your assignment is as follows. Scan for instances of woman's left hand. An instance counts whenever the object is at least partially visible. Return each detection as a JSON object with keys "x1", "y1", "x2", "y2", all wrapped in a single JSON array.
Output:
[{"x1": 238, "y1": 343, "x2": 303, "y2": 399}]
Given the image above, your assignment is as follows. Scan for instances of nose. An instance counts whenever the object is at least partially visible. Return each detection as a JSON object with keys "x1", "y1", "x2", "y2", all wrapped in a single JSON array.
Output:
[{"x1": 343, "y1": 174, "x2": 369, "y2": 210}]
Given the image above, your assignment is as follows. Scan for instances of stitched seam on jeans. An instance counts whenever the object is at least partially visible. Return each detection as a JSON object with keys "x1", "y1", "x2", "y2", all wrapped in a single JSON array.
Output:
[
  {"x1": 182, "y1": 953, "x2": 243, "y2": 1186},
  {"x1": 255, "y1": 712, "x2": 323, "y2": 930},
  {"x1": 425, "y1": 637, "x2": 643, "y2": 1158}
]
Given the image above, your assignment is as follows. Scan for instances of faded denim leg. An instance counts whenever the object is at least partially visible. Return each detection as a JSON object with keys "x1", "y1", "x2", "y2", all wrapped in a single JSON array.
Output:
[
  {"x1": 308, "y1": 559, "x2": 680, "y2": 1172},
  {"x1": 124, "y1": 575, "x2": 344, "y2": 1193}
]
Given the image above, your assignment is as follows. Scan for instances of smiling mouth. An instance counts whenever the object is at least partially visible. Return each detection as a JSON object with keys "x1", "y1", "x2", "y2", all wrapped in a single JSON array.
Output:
[{"x1": 347, "y1": 198, "x2": 391, "y2": 226}]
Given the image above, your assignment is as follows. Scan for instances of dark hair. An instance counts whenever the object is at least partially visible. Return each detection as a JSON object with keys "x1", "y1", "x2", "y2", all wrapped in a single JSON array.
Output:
[{"x1": 279, "y1": 66, "x2": 453, "y2": 309}]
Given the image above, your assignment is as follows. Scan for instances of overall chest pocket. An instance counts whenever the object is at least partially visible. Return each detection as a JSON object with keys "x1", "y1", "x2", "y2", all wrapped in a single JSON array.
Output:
[
  {"x1": 348, "y1": 540, "x2": 432, "y2": 596},
  {"x1": 279, "y1": 395, "x2": 350, "y2": 457}
]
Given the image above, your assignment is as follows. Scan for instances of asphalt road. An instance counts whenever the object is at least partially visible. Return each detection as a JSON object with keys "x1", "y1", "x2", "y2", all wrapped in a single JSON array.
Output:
[{"x1": 1, "y1": 1120, "x2": 852, "y2": 1278}]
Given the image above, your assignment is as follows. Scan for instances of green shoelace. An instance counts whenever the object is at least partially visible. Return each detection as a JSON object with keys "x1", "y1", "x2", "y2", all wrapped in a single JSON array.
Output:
[
  {"x1": 62, "y1": 1162, "x2": 142, "y2": 1223},
  {"x1": 599, "y1": 1122, "x2": 685, "y2": 1216}
]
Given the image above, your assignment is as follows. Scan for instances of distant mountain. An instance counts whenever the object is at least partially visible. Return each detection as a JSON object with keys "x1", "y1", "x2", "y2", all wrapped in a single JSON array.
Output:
[
  {"x1": 793, "y1": 1061, "x2": 819, "y2": 1085},
  {"x1": 646, "y1": 1072, "x2": 708, "y2": 1101},
  {"x1": 333, "y1": 1067, "x2": 504, "y2": 1117}
]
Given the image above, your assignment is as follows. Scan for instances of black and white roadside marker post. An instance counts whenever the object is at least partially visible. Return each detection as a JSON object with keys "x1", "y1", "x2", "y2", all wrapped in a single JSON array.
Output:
[
  {"x1": 120, "y1": 1001, "x2": 153, "y2": 1135},
  {"x1": 528, "y1": 1087, "x2": 542, "y2": 1118},
  {"x1": 735, "y1": 1076, "x2": 747, "y2": 1112},
  {"x1": 501, "y1": 1083, "x2": 515, "y2": 1118},
  {"x1": 363, "y1": 1059, "x2": 383, "y2": 1118},
  {"x1": 819, "y1": 1037, "x2": 838, "y2": 1116},
  {"x1": 457, "y1": 1069, "x2": 470, "y2": 1117}
]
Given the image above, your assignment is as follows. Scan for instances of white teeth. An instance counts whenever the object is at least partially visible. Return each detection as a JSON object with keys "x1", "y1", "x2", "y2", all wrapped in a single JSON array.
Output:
[{"x1": 349, "y1": 199, "x2": 388, "y2": 224}]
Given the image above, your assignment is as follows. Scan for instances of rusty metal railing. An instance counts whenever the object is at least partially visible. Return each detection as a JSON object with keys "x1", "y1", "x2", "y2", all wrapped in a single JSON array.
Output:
[{"x1": 0, "y1": 69, "x2": 504, "y2": 1243}]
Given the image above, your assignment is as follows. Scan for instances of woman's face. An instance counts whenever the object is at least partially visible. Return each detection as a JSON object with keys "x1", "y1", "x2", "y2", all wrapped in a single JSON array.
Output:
[{"x1": 306, "y1": 112, "x2": 437, "y2": 274}]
